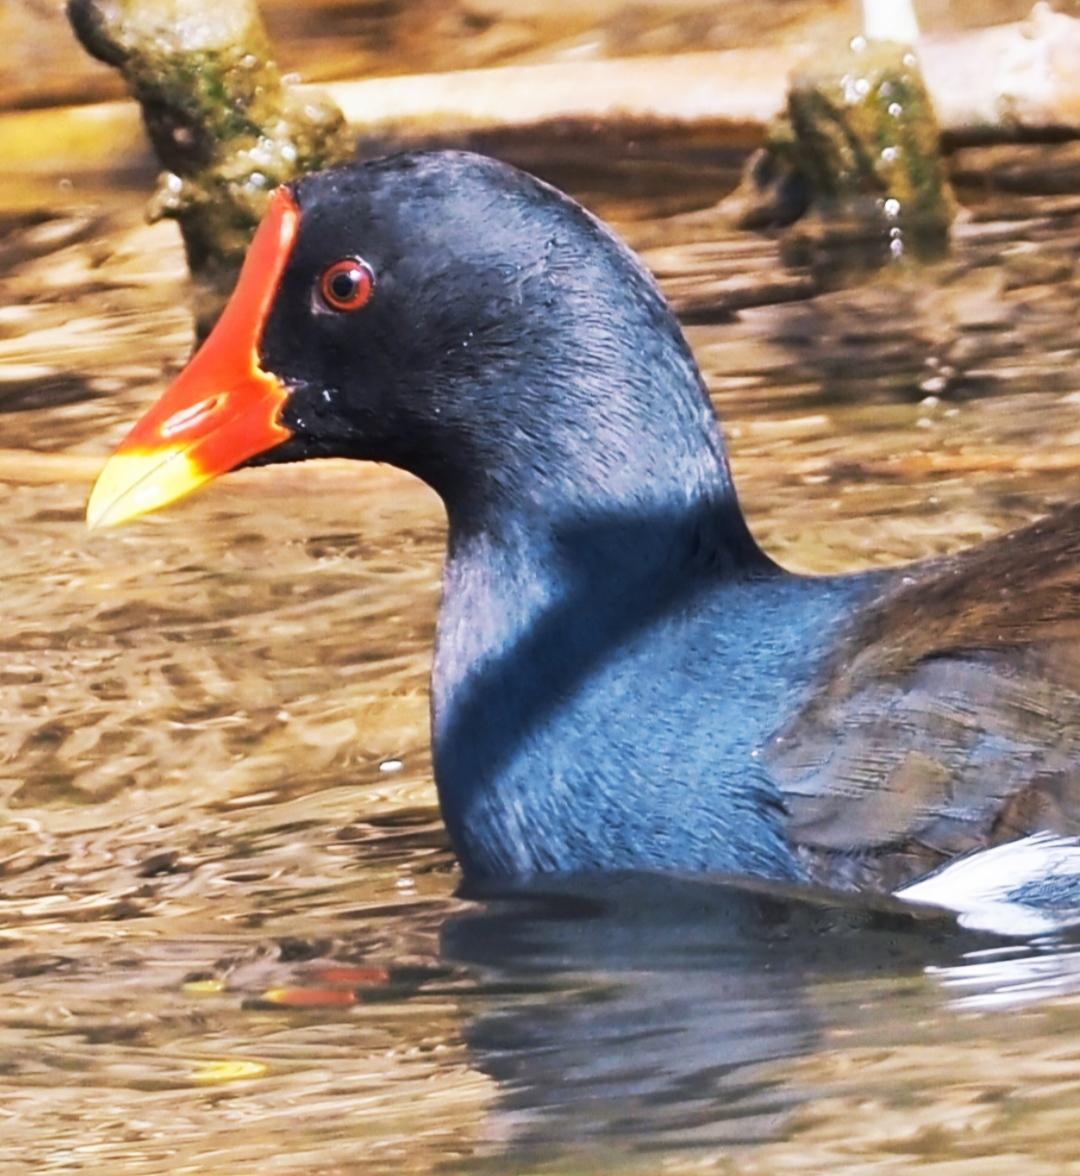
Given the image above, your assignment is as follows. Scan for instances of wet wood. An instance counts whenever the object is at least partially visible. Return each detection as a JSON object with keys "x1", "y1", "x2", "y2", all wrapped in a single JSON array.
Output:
[
  {"x1": 5, "y1": 8, "x2": 1079, "y2": 178},
  {"x1": 340, "y1": 49, "x2": 793, "y2": 146},
  {"x1": 66, "y1": 0, "x2": 354, "y2": 334}
]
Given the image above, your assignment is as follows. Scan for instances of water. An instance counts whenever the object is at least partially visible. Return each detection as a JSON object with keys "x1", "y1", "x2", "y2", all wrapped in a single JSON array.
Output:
[{"x1": 4, "y1": 2, "x2": 1080, "y2": 1172}]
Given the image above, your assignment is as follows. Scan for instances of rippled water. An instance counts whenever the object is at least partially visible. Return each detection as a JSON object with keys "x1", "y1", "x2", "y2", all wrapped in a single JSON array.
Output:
[{"x1": 5, "y1": 3, "x2": 1080, "y2": 1172}]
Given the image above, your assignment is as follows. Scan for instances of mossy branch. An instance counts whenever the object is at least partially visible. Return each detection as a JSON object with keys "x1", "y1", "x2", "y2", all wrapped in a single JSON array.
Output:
[{"x1": 67, "y1": 0, "x2": 354, "y2": 333}]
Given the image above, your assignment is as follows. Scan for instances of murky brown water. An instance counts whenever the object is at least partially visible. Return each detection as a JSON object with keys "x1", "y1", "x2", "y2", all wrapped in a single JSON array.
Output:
[{"x1": 4, "y1": 2, "x2": 1080, "y2": 1173}]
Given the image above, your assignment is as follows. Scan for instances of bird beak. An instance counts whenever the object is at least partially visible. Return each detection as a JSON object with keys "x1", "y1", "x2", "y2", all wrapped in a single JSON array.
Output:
[{"x1": 86, "y1": 188, "x2": 301, "y2": 529}]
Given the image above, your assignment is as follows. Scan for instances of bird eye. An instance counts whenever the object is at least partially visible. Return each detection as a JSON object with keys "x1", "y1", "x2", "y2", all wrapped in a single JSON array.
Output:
[{"x1": 318, "y1": 258, "x2": 375, "y2": 312}]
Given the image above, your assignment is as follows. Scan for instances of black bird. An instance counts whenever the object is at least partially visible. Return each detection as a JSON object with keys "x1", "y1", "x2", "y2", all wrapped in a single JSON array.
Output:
[{"x1": 86, "y1": 152, "x2": 1080, "y2": 921}]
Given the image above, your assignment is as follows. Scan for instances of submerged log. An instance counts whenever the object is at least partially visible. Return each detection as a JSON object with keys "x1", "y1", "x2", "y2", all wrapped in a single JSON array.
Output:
[
  {"x1": 723, "y1": 34, "x2": 958, "y2": 251},
  {"x1": 66, "y1": 0, "x2": 353, "y2": 331}
]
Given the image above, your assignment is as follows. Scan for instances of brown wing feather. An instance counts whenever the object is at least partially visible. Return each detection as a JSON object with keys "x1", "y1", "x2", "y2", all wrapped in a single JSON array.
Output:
[{"x1": 770, "y1": 504, "x2": 1080, "y2": 892}]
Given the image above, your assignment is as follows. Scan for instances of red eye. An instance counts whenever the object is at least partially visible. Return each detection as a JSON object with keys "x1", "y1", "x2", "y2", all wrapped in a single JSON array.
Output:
[{"x1": 319, "y1": 258, "x2": 375, "y2": 312}]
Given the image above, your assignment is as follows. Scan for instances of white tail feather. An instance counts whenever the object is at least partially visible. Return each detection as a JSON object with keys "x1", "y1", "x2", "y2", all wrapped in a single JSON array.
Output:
[{"x1": 896, "y1": 833, "x2": 1080, "y2": 937}]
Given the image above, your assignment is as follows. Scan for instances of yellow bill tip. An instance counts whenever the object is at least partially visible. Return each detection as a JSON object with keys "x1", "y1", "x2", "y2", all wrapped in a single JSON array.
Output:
[{"x1": 86, "y1": 447, "x2": 209, "y2": 530}]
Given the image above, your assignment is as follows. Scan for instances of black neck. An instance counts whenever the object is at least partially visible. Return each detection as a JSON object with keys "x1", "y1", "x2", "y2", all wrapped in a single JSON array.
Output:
[
  {"x1": 417, "y1": 289, "x2": 769, "y2": 581},
  {"x1": 429, "y1": 349, "x2": 780, "y2": 789}
]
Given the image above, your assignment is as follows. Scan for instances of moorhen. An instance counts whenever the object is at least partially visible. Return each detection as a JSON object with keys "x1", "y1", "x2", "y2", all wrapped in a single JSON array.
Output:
[{"x1": 86, "y1": 152, "x2": 1080, "y2": 927}]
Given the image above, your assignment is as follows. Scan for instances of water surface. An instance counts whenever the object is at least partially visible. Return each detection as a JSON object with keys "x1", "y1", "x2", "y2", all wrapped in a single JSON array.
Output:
[{"x1": 3, "y1": 4, "x2": 1080, "y2": 1172}]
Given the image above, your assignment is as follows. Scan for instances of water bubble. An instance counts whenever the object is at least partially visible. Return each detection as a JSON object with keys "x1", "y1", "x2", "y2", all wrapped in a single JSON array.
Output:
[
  {"x1": 379, "y1": 759, "x2": 404, "y2": 774},
  {"x1": 884, "y1": 198, "x2": 901, "y2": 218},
  {"x1": 890, "y1": 238, "x2": 905, "y2": 259},
  {"x1": 888, "y1": 102, "x2": 903, "y2": 118},
  {"x1": 881, "y1": 146, "x2": 899, "y2": 163},
  {"x1": 850, "y1": 35, "x2": 868, "y2": 52}
]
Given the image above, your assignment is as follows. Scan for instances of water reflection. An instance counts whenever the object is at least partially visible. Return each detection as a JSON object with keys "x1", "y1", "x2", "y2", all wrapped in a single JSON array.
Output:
[
  {"x1": 445, "y1": 876, "x2": 959, "y2": 1160},
  {"x1": 3, "y1": 38, "x2": 1080, "y2": 1174},
  {"x1": 228, "y1": 877, "x2": 1080, "y2": 1173}
]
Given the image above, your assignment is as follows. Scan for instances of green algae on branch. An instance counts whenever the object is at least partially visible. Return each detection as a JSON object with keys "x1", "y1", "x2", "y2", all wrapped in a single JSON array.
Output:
[
  {"x1": 66, "y1": 0, "x2": 353, "y2": 333},
  {"x1": 728, "y1": 37, "x2": 957, "y2": 259}
]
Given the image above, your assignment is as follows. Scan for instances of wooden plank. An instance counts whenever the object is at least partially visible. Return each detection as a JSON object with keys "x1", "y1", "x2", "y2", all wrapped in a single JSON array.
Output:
[{"x1": 3, "y1": 11, "x2": 1078, "y2": 178}]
